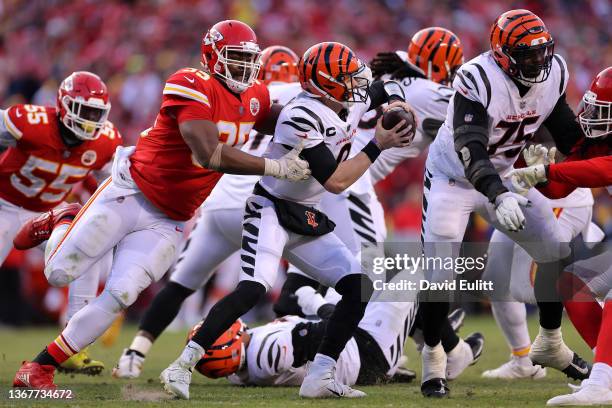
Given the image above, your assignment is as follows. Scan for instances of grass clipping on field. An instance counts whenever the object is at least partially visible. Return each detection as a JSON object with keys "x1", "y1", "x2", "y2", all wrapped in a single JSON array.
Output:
[{"x1": 121, "y1": 383, "x2": 173, "y2": 402}]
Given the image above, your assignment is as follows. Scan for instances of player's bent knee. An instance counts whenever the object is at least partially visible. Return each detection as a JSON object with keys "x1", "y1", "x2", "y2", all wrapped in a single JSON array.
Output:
[
  {"x1": 335, "y1": 273, "x2": 374, "y2": 302},
  {"x1": 45, "y1": 265, "x2": 72, "y2": 287}
]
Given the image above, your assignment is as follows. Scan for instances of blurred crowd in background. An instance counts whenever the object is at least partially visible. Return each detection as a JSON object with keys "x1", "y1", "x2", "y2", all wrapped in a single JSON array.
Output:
[{"x1": 0, "y1": 0, "x2": 610, "y2": 326}]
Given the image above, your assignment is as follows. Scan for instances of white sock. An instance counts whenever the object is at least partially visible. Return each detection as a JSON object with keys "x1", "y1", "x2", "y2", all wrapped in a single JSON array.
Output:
[
  {"x1": 129, "y1": 335, "x2": 153, "y2": 356},
  {"x1": 62, "y1": 290, "x2": 122, "y2": 351},
  {"x1": 588, "y1": 362, "x2": 612, "y2": 389},
  {"x1": 491, "y1": 301, "x2": 532, "y2": 351},
  {"x1": 310, "y1": 353, "x2": 336, "y2": 373},
  {"x1": 539, "y1": 326, "x2": 562, "y2": 342},
  {"x1": 422, "y1": 342, "x2": 446, "y2": 382},
  {"x1": 175, "y1": 340, "x2": 205, "y2": 369}
]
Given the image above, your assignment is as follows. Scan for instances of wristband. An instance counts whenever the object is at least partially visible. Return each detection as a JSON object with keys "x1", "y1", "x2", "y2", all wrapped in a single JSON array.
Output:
[{"x1": 362, "y1": 140, "x2": 382, "y2": 162}]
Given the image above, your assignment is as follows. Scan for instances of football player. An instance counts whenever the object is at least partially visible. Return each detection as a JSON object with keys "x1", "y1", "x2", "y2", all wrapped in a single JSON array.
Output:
[
  {"x1": 419, "y1": 9, "x2": 589, "y2": 397},
  {"x1": 159, "y1": 41, "x2": 414, "y2": 399},
  {"x1": 113, "y1": 44, "x2": 302, "y2": 379},
  {"x1": 12, "y1": 20, "x2": 311, "y2": 389},
  {"x1": 276, "y1": 27, "x2": 484, "y2": 378},
  {"x1": 508, "y1": 66, "x2": 611, "y2": 406},
  {"x1": 1, "y1": 71, "x2": 121, "y2": 375}
]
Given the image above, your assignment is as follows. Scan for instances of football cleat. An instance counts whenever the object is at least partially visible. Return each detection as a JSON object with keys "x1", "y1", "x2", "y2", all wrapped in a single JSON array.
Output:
[
  {"x1": 160, "y1": 363, "x2": 192, "y2": 400},
  {"x1": 421, "y1": 378, "x2": 449, "y2": 398},
  {"x1": 58, "y1": 346, "x2": 104, "y2": 376},
  {"x1": 112, "y1": 349, "x2": 144, "y2": 379},
  {"x1": 482, "y1": 355, "x2": 547, "y2": 380},
  {"x1": 529, "y1": 334, "x2": 591, "y2": 380},
  {"x1": 446, "y1": 332, "x2": 484, "y2": 380},
  {"x1": 13, "y1": 203, "x2": 82, "y2": 250},
  {"x1": 13, "y1": 361, "x2": 57, "y2": 389},
  {"x1": 547, "y1": 381, "x2": 612, "y2": 406},
  {"x1": 299, "y1": 365, "x2": 366, "y2": 398},
  {"x1": 448, "y1": 308, "x2": 466, "y2": 333}
]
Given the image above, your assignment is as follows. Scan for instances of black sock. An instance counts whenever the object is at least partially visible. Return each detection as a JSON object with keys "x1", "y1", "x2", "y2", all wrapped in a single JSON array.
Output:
[
  {"x1": 534, "y1": 255, "x2": 573, "y2": 330},
  {"x1": 33, "y1": 347, "x2": 60, "y2": 367},
  {"x1": 317, "y1": 274, "x2": 374, "y2": 360},
  {"x1": 420, "y1": 301, "x2": 450, "y2": 348},
  {"x1": 191, "y1": 280, "x2": 266, "y2": 349},
  {"x1": 139, "y1": 281, "x2": 195, "y2": 339},
  {"x1": 440, "y1": 318, "x2": 459, "y2": 352}
]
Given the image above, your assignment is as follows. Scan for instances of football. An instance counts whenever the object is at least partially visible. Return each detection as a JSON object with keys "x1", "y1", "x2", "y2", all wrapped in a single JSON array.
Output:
[{"x1": 382, "y1": 106, "x2": 417, "y2": 142}]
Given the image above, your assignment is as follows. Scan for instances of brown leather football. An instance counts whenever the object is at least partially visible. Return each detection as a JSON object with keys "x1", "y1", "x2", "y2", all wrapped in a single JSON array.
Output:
[{"x1": 382, "y1": 106, "x2": 415, "y2": 131}]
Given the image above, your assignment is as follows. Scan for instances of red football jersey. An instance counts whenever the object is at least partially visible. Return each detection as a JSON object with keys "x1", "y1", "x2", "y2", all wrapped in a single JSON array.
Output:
[
  {"x1": 129, "y1": 68, "x2": 271, "y2": 221},
  {"x1": 0, "y1": 104, "x2": 122, "y2": 212}
]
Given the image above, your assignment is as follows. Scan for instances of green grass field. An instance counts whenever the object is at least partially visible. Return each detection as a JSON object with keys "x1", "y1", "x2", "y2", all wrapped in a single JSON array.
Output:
[{"x1": 0, "y1": 315, "x2": 592, "y2": 407}]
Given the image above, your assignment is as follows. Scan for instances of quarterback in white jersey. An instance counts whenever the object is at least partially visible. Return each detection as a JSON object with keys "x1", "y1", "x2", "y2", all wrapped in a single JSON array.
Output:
[
  {"x1": 114, "y1": 46, "x2": 303, "y2": 379},
  {"x1": 419, "y1": 9, "x2": 588, "y2": 398},
  {"x1": 161, "y1": 42, "x2": 415, "y2": 400}
]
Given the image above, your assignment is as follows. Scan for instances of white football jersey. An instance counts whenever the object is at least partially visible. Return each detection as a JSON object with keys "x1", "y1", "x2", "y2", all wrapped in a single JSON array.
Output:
[
  {"x1": 348, "y1": 77, "x2": 452, "y2": 195},
  {"x1": 259, "y1": 92, "x2": 371, "y2": 206},
  {"x1": 228, "y1": 315, "x2": 360, "y2": 386},
  {"x1": 203, "y1": 82, "x2": 302, "y2": 211},
  {"x1": 428, "y1": 51, "x2": 569, "y2": 180}
]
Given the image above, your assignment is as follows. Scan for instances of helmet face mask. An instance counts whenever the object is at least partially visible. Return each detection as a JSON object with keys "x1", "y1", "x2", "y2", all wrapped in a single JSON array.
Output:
[
  {"x1": 505, "y1": 41, "x2": 554, "y2": 84},
  {"x1": 579, "y1": 90, "x2": 612, "y2": 138},
  {"x1": 213, "y1": 45, "x2": 261, "y2": 93},
  {"x1": 341, "y1": 63, "x2": 372, "y2": 105},
  {"x1": 57, "y1": 72, "x2": 110, "y2": 141}
]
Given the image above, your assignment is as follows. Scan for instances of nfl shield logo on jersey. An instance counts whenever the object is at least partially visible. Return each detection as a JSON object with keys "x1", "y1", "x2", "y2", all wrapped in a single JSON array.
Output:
[
  {"x1": 81, "y1": 150, "x2": 97, "y2": 166},
  {"x1": 250, "y1": 98, "x2": 260, "y2": 116},
  {"x1": 305, "y1": 210, "x2": 318, "y2": 228}
]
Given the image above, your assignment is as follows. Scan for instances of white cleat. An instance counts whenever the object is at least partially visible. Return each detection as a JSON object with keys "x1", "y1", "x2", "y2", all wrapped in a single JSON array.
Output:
[
  {"x1": 529, "y1": 332, "x2": 591, "y2": 380},
  {"x1": 482, "y1": 356, "x2": 546, "y2": 380},
  {"x1": 547, "y1": 382, "x2": 612, "y2": 406},
  {"x1": 160, "y1": 363, "x2": 192, "y2": 400},
  {"x1": 299, "y1": 366, "x2": 366, "y2": 398},
  {"x1": 112, "y1": 349, "x2": 145, "y2": 379}
]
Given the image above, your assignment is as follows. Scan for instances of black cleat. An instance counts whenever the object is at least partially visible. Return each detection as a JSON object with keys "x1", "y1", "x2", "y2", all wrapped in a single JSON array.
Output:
[
  {"x1": 464, "y1": 332, "x2": 484, "y2": 365},
  {"x1": 421, "y1": 378, "x2": 449, "y2": 398},
  {"x1": 560, "y1": 353, "x2": 592, "y2": 381},
  {"x1": 448, "y1": 308, "x2": 466, "y2": 333}
]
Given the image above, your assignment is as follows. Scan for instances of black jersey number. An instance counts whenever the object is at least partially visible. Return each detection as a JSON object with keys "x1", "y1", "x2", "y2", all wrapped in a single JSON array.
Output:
[
  {"x1": 336, "y1": 143, "x2": 352, "y2": 164},
  {"x1": 488, "y1": 116, "x2": 540, "y2": 158}
]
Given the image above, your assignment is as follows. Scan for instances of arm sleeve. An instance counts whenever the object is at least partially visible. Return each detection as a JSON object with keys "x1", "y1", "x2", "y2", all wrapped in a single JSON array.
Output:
[
  {"x1": 299, "y1": 142, "x2": 338, "y2": 185},
  {"x1": 547, "y1": 156, "x2": 612, "y2": 188},
  {"x1": 542, "y1": 94, "x2": 582, "y2": 155},
  {"x1": 452, "y1": 93, "x2": 508, "y2": 202}
]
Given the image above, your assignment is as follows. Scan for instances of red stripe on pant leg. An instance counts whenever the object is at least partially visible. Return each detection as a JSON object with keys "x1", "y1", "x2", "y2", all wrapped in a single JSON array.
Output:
[{"x1": 595, "y1": 301, "x2": 612, "y2": 364}]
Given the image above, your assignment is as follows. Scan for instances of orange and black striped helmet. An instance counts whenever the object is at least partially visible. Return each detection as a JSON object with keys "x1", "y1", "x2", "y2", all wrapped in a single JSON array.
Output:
[
  {"x1": 258, "y1": 45, "x2": 299, "y2": 85},
  {"x1": 490, "y1": 9, "x2": 554, "y2": 84},
  {"x1": 188, "y1": 319, "x2": 247, "y2": 378},
  {"x1": 407, "y1": 27, "x2": 464, "y2": 85},
  {"x1": 299, "y1": 42, "x2": 372, "y2": 104}
]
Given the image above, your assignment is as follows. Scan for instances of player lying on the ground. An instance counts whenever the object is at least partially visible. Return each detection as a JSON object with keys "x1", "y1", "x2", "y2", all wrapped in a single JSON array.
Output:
[
  {"x1": 159, "y1": 41, "x2": 416, "y2": 400},
  {"x1": 507, "y1": 65, "x2": 611, "y2": 407},
  {"x1": 1, "y1": 71, "x2": 122, "y2": 375},
  {"x1": 419, "y1": 9, "x2": 590, "y2": 398},
  {"x1": 12, "y1": 19, "x2": 312, "y2": 390},
  {"x1": 191, "y1": 284, "x2": 482, "y2": 388},
  {"x1": 113, "y1": 45, "x2": 302, "y2": 378}
]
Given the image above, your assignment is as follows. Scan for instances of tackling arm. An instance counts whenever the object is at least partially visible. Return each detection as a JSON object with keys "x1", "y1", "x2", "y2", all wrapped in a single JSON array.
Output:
[
  {"x1": 542, "y1": 94, "x2": 582, "y2": 155},
  {"x1": 0, "y1": 109, "x2": 17, "y2": 148}
]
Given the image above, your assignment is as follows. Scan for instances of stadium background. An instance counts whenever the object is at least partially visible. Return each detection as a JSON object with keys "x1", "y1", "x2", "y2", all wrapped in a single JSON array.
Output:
[{"x1": 0, "y1": 0, "x2": 610, "y2": 327}]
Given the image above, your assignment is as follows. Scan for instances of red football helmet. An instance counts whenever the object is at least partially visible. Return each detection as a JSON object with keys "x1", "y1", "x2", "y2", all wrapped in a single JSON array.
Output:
[
  {"x1": 258, "y1": 45, "x2": 299, "y2": 85},
  {"x1": 299, "y1": 42, "x2": 372, "y2": 107},
  {"x1": 490, "y1": 9, "x2": 554, "y2": 85},
  {"x1": 579, "y1": 67, "x2": 612, "y2": 138},
  {"x1": 187, "y1": 319, "x2": 248, "y2": 379},
  {"x1": 201, "y1": 20, "x2": 262, "y2": 93},
  {"x1": 57, "y1": 71, "x2": 111, "y2": 141}
]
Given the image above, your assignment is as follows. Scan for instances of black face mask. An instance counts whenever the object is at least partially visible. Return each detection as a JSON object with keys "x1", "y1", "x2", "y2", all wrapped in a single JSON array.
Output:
[{"x1": 507, "y1": 41, "x2": 554, "y2": 83}]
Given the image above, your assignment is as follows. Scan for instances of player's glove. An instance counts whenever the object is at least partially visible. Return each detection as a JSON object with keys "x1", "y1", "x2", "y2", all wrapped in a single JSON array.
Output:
[
  {"x1": 264, "y1": 141, "x2": 311, "y2": 181},
  {"x1": 523, "y1": 144, "x2": 557, "y2": 166},
  {"x1": 295, "y1": 286, "x2": 327, "y2": 317},
  {"x1": 494, "y1": 191, "x2": 530, "y2": 232},
  {"x1": 506, "y1": 164, "x2": 548, "y2": 195}
]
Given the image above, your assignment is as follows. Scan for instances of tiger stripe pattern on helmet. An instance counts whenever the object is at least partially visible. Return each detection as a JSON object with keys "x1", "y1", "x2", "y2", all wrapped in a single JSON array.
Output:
[
  {"x1": 298, "y1": 42, "x2": 368, "y2": 103},
  {"x1": 258, "y1": 45, "x2": 299, "y2": 85},
  {"x1": 408, "y1": 27, "x2": 464, "y2": 85}
]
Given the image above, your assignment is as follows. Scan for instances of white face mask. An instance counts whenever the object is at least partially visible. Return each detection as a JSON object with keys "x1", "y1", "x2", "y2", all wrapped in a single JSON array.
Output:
[
  {"x1": 579, "y1": 91, "x2": 612, "y2": 138},
  {"x1": 214, "y1": 43, "x2": 261, "y2": 93},
  {"x1": 61, "y1": 96, "x2": 110, "y2": 140}
]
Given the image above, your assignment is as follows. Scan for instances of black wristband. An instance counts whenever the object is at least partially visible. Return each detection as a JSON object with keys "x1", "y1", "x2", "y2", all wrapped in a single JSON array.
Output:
[{"x1": 362, "y1": 140, "x2": 382, "y2": 163}]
